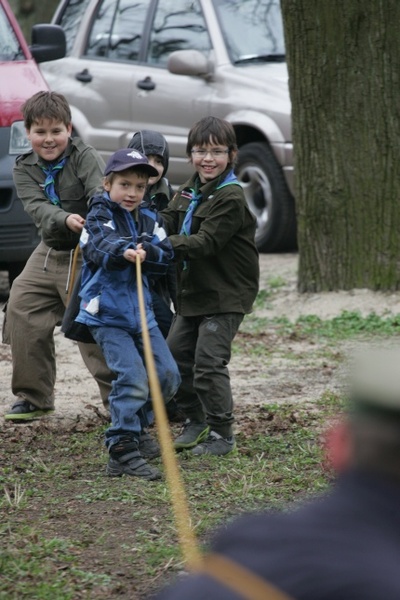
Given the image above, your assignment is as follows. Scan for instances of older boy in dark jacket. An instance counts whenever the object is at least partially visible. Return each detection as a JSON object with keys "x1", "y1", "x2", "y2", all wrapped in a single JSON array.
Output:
[{"x1": 161, "y1": 116, "x2": 259, "y2": 457}]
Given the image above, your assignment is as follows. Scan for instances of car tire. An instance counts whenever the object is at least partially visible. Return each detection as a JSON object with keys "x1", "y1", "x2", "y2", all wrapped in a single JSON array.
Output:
[{"x1": 236, "y1": 141, "x2": 297, "y2": 252}]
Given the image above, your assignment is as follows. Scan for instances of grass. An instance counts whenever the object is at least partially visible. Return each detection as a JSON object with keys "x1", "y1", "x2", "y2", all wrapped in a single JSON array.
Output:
[
  {"x1": 0, "y1": 530, "x2": 112, "y2": 599},
  {"x1": 1, "y1": 397, "x2": 339, "y2": 599},
  {"x1": 241, "y1": 309, "x2": 400, "y2": 339},
  {"x1": 2, "y1": 295, "x2": 400, "y2": 598}
]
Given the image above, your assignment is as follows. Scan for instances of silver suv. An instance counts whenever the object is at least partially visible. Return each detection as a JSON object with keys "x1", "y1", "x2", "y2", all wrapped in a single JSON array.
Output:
[{"x1": 41, "y1": 0, "x2": 295, "y2": 251}]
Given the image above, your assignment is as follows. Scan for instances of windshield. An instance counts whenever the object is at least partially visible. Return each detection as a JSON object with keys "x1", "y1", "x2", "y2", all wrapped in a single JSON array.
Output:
[
  {"x1": 56, "y1": 0, "x2": 92, "y2": 55},
  {"x1": 0, "y1": 4, "x2": 25, "y2": 61},
  {"x1": 213, "y1": 0, "x2": 285, "y2": 64}
]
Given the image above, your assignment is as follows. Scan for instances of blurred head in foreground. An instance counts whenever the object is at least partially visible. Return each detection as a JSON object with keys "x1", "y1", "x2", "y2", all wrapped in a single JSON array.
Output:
[
  {"x1": 327, "y1": 345, "x2": 400, "y2": 479},
  {"x1": 154, "y1": 345, "x2": 400, "y2": 600}
]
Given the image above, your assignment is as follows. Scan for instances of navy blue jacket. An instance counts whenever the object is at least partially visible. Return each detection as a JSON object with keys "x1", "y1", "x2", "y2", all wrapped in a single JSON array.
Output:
[
  {"x1": 155, "y1": 471, "x2": 400, "y2": 600},
  {"x1": 76, "y1": 192, "x2": 173, "y2": 332}
]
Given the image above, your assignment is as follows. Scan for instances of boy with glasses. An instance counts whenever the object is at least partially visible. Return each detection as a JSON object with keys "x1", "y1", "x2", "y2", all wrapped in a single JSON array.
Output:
[{"x1": 161, "y1": 116, "x2": 259, "y2": 457}]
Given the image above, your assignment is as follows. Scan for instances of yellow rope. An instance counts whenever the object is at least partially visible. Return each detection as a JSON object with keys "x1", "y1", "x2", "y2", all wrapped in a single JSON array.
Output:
[
  {"x1": 66, "y1": 244, "x2": 80, "y2": 306},
  {"x1": 136, "y1": 259, "x2": 292, "y2": 600},
  {"x1": 136, "y1": 258, "x2": 203, "y2": 570},
  {"x1": 201, "y1": 554, "x2": 294, "y2": 600}
]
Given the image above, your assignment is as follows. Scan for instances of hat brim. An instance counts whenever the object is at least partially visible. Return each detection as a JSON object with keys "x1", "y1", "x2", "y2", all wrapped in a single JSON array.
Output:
[{"x1": 105, "y1": 162, "x2": 159, "y2": 177}]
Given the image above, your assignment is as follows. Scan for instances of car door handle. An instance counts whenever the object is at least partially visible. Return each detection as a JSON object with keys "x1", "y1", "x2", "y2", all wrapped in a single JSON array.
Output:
[
  {"x1": 137, "y1": 76, "x2": 155, "y2": 91},
  {"x1": 75, "y1": 68, "x2": 92, "y2": 83}
]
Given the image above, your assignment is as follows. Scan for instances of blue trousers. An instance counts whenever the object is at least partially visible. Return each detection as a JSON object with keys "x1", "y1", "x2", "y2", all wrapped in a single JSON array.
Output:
[{"x1": 90, "y1": 325, "x2": 181, "y2": 450}]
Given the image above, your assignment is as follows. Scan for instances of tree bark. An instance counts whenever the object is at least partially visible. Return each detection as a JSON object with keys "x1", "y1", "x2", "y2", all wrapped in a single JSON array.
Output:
[
  {"x1": 281, "y1": 0, "x2": 400, "y2": 291},
  {"x1": 9, "y1": 0, "x2": 59, "y2": 40}
]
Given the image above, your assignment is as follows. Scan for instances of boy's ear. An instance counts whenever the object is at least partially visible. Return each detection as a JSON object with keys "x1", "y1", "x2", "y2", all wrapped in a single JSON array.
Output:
[
  {"x1": 67, "y1": 123, "x2": 73, "y2": 136},
  {"x1": 229, "y1": 148, "x2": 238, "y2": 162}
]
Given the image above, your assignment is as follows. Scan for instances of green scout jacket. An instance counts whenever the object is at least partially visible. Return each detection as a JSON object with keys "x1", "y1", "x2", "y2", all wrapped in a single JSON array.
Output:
[
  {"x1": 13, "y1": 137, "x2": 105, "y2": 251},
  {"x1": 161, "y1": 167, "x2": 259, "y2": 317}
]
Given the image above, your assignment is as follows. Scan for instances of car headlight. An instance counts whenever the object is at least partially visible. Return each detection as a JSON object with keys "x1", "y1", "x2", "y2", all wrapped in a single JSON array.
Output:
[{"x1": 9, "y1": 121, "x2": 31, "y2": 155}]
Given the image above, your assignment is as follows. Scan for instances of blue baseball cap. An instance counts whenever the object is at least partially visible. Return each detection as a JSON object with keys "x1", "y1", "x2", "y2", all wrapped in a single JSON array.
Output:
[{"x1": 104, "y1": 148, "x2": 159, "y2": 177}]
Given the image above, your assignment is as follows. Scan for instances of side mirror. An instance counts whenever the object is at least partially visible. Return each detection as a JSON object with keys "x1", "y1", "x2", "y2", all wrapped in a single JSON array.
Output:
[
  {"x1": 30, "y1": 24, "x2": 66, "y2": 63},
  {"x1": 168, "y1": 49, "x2": 213, "y2": 79}
]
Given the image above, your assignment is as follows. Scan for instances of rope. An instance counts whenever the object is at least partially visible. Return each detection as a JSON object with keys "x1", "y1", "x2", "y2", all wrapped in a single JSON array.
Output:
[
  {"x1": 136, "y1": 258, "x2": 203, "y2": 570},
  {"x1": 136, "y1": 258, "x2": 294, "y2": 600},
  {"x1": 201, "y1": 554, "x2": 294, "y2": 600},
  {"x1": 66, "y1": 244, "x2": 80, "y2": 306}
]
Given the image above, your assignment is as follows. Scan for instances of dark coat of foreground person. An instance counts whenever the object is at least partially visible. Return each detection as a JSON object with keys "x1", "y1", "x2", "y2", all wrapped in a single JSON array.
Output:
[{"x1": 153, "y1": 347, "x2": 400, "y2": 600}]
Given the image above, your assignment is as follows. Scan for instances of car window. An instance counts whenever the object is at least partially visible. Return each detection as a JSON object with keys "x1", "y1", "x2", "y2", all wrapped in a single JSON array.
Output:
[
  {"x1": 85, "y1": 0, "x2": 147, "y2": 61},
  {"x1": 0, "y1": 3, "x2": 24, "y2": 60},
  {"x1": 214, "y1": 0, "x2": 285, "y2": 63},
  {"x1": 147, "y1": 0, "x2": 211, "y2": 66},
  {"x1": 56, "y1": 0, "x2": 92, "y2": 55}
]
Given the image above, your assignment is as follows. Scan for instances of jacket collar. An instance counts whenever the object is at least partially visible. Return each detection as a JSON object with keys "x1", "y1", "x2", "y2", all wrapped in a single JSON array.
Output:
[
  {"x1": 150, "y1": 176, "x2": 170, "y2": 198},
  {"x1": 90, "y1": 191, "x2": 138, "y2": 221}
]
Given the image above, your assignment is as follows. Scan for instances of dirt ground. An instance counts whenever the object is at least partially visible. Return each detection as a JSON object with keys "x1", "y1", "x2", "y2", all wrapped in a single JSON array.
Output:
[
  {"x1": 2, "y1": 253, "x2": 400, "y2": 599},
  {"x1": 1, "y1": 252, "x2": 400, "y2": 422}
]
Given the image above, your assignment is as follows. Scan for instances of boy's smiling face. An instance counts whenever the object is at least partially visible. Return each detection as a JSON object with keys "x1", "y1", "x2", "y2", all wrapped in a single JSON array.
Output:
[
  {"x1": 190, "y1": 136, "x2": 236, "y2": 183},
  {"x1": 104, "y1": 170, "x2": 148, "y2": 211},
  {"x1": 27, "y1": 118, "x2": 72, "y2": 162}
]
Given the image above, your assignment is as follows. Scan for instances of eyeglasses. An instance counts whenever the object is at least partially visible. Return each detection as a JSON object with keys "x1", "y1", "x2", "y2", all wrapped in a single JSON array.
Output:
[{"x1": 191, "y1": 148, "x2": 229, "y2": 158}]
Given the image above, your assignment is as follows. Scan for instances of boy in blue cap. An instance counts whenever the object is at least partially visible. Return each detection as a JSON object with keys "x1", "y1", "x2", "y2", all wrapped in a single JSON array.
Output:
[{"x1": 75, "y1": 148, "x2": 181, "y2": 480}]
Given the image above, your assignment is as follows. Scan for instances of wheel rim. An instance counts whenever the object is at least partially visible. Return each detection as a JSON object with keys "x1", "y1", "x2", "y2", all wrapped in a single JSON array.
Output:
[{"x1": 236, "y1": 163, "x2": 272, "y2": 244}]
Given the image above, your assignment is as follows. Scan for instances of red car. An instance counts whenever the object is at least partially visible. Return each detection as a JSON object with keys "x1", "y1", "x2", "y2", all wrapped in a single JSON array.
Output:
[{"x1": 0, "y1": 0, "x2": 65, "y2": 285}]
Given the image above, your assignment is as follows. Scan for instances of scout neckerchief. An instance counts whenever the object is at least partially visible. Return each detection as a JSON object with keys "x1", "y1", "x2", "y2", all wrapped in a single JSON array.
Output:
[
  {"x1": 179, "y1": 187, "x2": 201, "y2": 270},
  {"x1": 179, "y1": 189, "x2": 202, "y2": 237},
  {"x1": 179, "y1": 170, "x2": 241, "y2": 236},
  {"x1": 216, "y1": 168, "x2": 240, "y2": 190},
  {"x1": 40, "y1": 156, "x2": 68, "y2": 206}
]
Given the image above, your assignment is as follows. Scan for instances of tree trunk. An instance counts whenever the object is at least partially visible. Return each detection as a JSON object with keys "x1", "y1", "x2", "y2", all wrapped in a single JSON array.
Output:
[
  {"x1": 9, "y1": 0, "x2": 59, "y2": 41},
  {"x1": 281, "y1": 0, "x2": 400, "y2": 291}
]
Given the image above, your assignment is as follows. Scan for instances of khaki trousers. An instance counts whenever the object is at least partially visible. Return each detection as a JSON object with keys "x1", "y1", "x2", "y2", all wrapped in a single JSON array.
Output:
[{"x1": 3, "y1": 242, "x2": 113, "y2": 410}]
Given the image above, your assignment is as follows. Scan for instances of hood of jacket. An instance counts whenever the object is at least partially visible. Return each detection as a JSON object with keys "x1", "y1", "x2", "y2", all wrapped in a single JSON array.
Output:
[{"x1": 128, "y1": 129, "x2": 169, "y2": 177}]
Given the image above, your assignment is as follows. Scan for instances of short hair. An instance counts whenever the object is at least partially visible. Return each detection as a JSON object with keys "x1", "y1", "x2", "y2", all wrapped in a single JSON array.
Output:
[
  {"x1": 104, "y1": 166, "x2": 150, "y2": 185},
  {"x1": 186, "y1": 116, "x2": 238, "y2": 163},
  {"x1": 21, "y1": 91, "x2": 72, "y2": 130}
]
